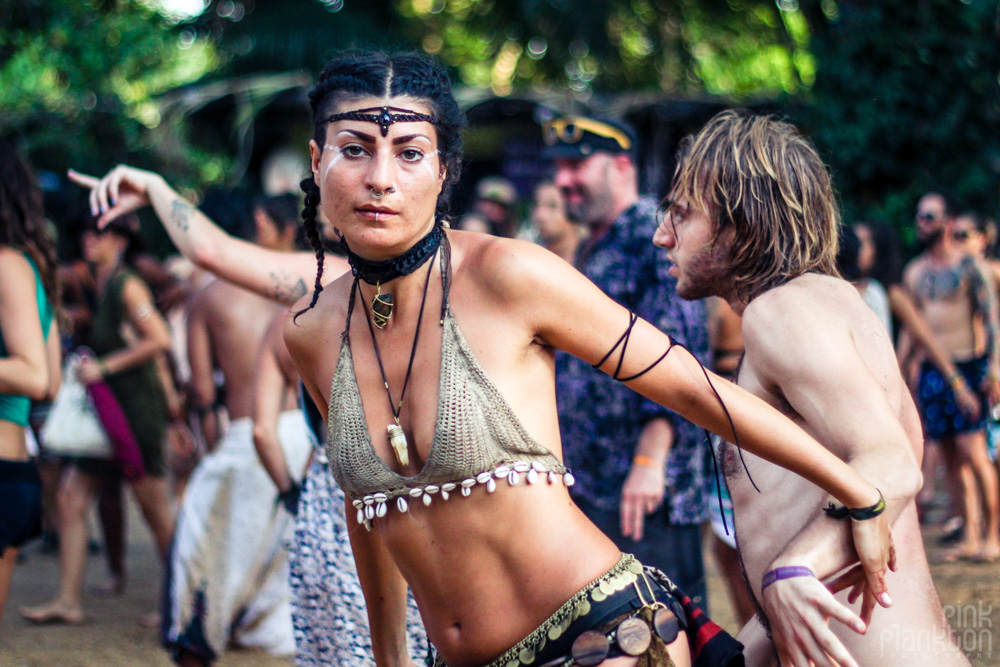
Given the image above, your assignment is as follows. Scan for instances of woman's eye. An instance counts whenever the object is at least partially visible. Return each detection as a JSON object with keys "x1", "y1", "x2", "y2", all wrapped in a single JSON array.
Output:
[
  {"x1": 340, "y1": 145, "x2": 367, "y2": 158},
  {"x1": 399, "y1": 148, "x2": 425, "y2": 163}
]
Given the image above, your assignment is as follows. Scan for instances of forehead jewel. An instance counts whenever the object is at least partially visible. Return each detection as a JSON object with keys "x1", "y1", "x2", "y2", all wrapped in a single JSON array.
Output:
[{"x1": 324, "y1": 105, "x2": 436, "y2": 137}]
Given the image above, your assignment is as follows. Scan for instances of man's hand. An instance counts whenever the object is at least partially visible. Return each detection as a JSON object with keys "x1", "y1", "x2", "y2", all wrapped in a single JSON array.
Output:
[
  {"x1": 955, "y1": 380, "x2": 982, "y2": 419},
  {"x1": 761, "y1": 573, "x2": 866, "y2": 667},
  {"x1": 620, "y1": 462, "x2": 665, "y2": 541},
  {"x1": 981, "y1": 373, "x2": 1000, "y2": 408},
  {"x1": 68, "y1": 166, "x2": 162, "y2": 226}
]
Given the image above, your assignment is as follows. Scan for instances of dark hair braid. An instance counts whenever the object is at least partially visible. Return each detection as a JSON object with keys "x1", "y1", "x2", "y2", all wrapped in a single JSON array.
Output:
[{"x1": 293, "y1": 176, "x2": 325, "y2": 322}]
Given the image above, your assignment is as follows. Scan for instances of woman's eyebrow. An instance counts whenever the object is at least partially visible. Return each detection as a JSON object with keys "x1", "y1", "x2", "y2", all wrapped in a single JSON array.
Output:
[
  {"x1": 392, "y1": 133, "x2": 431, "y2": 145},
  {"x1": 336, "y1": 129, "x2": 376, "y2": 142}
]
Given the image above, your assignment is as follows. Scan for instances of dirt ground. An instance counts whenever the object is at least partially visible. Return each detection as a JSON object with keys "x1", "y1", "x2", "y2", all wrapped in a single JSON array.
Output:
[{"x1": 1, "y1": 497, "x2": 997, "y2": 666}]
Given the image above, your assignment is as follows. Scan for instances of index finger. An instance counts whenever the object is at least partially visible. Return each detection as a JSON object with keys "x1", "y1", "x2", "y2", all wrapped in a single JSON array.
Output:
[{"x1": 67, "y1": 169, "x2": 100, "y2": 189}]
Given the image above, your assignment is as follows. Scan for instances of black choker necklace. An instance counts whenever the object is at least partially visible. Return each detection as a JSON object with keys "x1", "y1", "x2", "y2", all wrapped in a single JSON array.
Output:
[{"x1": 344, "y1": 223, "x2": 444, "y2": 329}]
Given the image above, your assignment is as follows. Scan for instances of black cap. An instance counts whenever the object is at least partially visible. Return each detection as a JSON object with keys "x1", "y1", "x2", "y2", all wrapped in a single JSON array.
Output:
[{"x1": 540, "y1": 115, "x2": 636, "y2": 160}]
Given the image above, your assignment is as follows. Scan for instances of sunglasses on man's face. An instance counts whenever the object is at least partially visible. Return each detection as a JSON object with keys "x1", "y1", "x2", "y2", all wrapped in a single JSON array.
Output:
[
  {"x1": 916, "y1": 211, "x2": 940, "y2": 223},
  {"x1": 542, "y1": 117, "x2": 632, "y2": 150},
  {"x1": 953, "y1": 230, "x2": 972, "y2": 241}
]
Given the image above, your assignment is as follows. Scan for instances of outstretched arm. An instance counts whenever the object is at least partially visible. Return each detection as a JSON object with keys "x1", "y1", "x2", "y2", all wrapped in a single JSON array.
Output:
[
  {"x1": 68, "y1": 166, "x2": 348, "y2": 305},
  {"x1": 485, "y1": 238, "x2": 892, "y2": 594}
]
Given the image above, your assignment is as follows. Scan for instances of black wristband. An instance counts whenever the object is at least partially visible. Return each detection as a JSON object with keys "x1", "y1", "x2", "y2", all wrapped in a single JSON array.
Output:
[
  {"x1": 823, "y1": 489, "x2": 886, "y2": 521},
  {"x1": 277, "y1": 481, "x2": 302, "y2": 516}
]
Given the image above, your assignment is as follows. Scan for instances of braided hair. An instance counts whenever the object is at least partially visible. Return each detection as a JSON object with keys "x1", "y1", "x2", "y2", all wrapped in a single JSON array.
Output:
[
  {"x1": 0, "y1": 137, "x2": 62, "y2": 324},
  {"x1": 294, "y1": 51, "x2": 466, "y2": 320}
]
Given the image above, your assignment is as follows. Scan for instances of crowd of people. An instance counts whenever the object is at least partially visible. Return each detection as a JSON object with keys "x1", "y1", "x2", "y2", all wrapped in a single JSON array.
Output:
[{"x1": 0, "y1": 49, "x2": 993, "y2": 667}]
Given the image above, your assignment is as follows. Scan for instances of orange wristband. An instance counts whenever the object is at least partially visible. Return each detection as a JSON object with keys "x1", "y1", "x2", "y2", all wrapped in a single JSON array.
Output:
[{"x1": 633, "y1": 455, "x2": 657, "y2": 468}]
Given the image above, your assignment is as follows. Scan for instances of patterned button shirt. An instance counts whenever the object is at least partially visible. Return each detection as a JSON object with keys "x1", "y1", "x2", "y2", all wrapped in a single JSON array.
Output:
[{"x1": 556, "y1": 197, "x2": 712, "y2": 525}]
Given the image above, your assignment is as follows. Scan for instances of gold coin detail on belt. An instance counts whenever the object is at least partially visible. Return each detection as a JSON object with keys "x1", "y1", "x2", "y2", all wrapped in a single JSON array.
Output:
[
  {"x1": 616, "y1": 617, "x2": 652, "y2": 656},
  {"x1": 599, "y1": 579, "x2": 614, "y2": 596},
  {"x1": 627, "y1": 560, "x2": 644, "y2": 575},
  {"x1": 653, "y1": 607, "x2": 681, "y2": 644},
  {"x1": 570, "y1": 630, "x2": 610, "y2": 667},
  {"x1": 548, "y1": 624, "x2": 562, "y2": 641},
  {"x1": 591, "y1": 589, "x2": 606, "y2": 603},
  {"x1": 578, "y1": 598, "x2": 591, "y2": 616},
  {"x1": 518, "y1": 646, "x2": 535, "y2": 664}
]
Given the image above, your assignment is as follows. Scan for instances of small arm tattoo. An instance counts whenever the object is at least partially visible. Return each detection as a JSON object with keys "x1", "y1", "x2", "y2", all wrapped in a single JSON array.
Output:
[
  {"x1": 170, "y1": 198, "x2": 193, "y2": 231},
  {"x1": 270, "y1": 273, "x2": 308, "y2": 305}
]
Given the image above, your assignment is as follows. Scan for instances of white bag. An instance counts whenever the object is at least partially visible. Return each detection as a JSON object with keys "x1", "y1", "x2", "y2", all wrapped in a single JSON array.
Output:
[{"x1": 40, "y1": 354, "x2": 113, "y2": 459}]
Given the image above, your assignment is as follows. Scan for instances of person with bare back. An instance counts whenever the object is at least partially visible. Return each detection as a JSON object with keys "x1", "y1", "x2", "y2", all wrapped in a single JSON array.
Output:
[
  {"x1": 162, "y1": 196, "x2": 312, "y2": 664},
  {"x1": 655, "y1": 111, "x2": 968, "y2": 666}
]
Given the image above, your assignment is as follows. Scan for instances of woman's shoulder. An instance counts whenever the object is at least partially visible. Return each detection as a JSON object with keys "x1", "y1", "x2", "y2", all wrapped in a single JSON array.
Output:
[
  {"x1": 449, "y1": 229, "x2": 576, "y2": 301},
  {"x1": 0, "y1": 247, "x2": 36, "y2": 281}
]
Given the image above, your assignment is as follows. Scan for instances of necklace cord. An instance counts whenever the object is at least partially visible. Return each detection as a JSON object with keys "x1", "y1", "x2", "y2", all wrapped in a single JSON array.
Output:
[{"x1": 358, "y1": 248, "x2": 438, "y2": 425}]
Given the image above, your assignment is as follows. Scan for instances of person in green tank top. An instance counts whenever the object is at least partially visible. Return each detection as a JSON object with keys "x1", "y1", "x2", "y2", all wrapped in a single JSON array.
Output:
[
  {"x1": 21, "y1": 214, "x2": 175, "y2": 626},
  {"x1": 0, "y1": 137, "x2": 62, "y2": 622}
]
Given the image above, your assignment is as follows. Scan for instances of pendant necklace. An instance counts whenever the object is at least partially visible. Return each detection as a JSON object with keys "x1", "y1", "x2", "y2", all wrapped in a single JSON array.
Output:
[
  {"x1": 358, "y1": 247, "x2": 438, "y2": 467},
  {"x1": 344, "y1": 223, "x2": 444, "y2": 329}
]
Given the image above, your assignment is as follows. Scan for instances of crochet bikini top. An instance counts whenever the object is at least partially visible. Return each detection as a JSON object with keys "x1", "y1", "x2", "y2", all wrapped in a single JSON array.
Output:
[{"x1": 326, "y1": 243, "x2": 573, "y2": 530}]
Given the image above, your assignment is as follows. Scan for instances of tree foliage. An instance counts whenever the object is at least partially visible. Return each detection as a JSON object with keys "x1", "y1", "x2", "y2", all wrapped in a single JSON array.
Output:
[
  {"x1": 793, "y1": 0, "x2": 1000, "y2": 232},
  {"x1": 0, "y1": 0, "x2": 221, "y2": 187}
]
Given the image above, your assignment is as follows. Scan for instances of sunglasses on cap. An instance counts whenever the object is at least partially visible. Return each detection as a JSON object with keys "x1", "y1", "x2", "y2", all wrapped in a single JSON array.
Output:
[{"x1": 542, "y1": 117, "x2": 633, "y2": 151}]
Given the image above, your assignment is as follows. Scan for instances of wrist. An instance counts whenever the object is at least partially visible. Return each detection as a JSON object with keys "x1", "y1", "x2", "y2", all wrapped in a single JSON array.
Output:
[
  {"x1": 97, "y1": 358, "x2": 109, "y2": 377},
  {"x1": 761, "y1": 565, "x2": 816, "y2": 593},
  {"x1": 632, "y1": 454, "x2": 663, "y2": 469},
  {"x1": 947, "y1": 371, "x2": 966, "y2": 389}
]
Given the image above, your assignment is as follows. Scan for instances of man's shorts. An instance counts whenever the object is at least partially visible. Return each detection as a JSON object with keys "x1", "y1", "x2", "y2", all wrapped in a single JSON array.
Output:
[{"x1": 917, "y1": 356, "x2": 989, "y2": 441}]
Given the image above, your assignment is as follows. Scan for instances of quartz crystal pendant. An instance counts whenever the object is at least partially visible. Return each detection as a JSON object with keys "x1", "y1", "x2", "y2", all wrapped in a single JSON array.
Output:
[
  {"x1": 387, "y1": 424, "x2": 409, "y2": 466},
  {"x1": 371, "y1": 284, "x2": 393, "y2": 329}
]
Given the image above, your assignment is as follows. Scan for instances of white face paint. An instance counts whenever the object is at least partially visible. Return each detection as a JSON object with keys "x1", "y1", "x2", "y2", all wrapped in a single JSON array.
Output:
[{"x1": 322, "y1": 145, "x2": 344, "y2": 182}]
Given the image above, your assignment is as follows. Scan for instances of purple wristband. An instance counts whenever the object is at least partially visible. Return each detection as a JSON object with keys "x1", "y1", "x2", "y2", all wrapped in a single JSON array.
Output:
[{"x1": 761, "y1": 566, "x2": 815, "y2": 592}]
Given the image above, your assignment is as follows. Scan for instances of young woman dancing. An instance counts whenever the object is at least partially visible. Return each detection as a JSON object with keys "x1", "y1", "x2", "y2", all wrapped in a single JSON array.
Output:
[{"x1": 77, "y1": 52, "x2": 893, "y2": 667}]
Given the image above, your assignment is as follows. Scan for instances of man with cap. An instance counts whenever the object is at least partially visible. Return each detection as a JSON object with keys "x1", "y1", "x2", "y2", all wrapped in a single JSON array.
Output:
[{"x1": 544, "y1": 114, "x2": 712, "y2": 604}]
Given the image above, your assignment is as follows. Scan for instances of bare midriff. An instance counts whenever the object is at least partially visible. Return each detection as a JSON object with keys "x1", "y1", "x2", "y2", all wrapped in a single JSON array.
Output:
[{"x1": 380, "y1": 480, "x2": 621, "y2": 666}]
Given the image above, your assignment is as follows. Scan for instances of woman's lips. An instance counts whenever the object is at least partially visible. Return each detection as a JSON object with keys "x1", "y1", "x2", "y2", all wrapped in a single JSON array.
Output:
[{"x1": 357, "y1": 206, "x2": 398, "y2": 220}]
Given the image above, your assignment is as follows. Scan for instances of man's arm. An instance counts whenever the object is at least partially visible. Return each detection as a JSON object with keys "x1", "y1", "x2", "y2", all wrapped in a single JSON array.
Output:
[
  {"x1": 186, "y1": 289, "x2": 220, "y2": 446},
  {"x1": 966, "y1": 256, "x2": 1000, "y2": 403},
  {"x1": 253, "y1": 313, "x2": 298, "y2": 495},
  {"x1": 742, "y1": 291, "x2": 922, "y2": 666},
  {"x1": 69, "y1": 166, "x2": 347, "y2": 305},
  {"x1": 620, "y1": 417, "x2": 671, "y2": 540}
]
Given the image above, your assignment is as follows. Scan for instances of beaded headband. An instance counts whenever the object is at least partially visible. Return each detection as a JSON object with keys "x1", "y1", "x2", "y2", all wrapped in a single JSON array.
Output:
[{"x1": 324, "y1": 105, "x2": 436, "y2": 137}]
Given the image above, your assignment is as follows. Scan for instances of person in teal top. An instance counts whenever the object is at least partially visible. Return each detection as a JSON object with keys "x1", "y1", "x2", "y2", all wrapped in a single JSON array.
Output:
[
  {"x1": 0, "y1": 256, "x2": 54, "y2": 425},
  {"x1": 0, "y1": 137, "x2": 61, "y2": 621}
]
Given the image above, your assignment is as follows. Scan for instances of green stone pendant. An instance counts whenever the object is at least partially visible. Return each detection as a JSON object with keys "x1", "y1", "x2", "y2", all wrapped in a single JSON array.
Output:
[{"x1": 371, "y1": 283, "x2": 393, "y2": 329}]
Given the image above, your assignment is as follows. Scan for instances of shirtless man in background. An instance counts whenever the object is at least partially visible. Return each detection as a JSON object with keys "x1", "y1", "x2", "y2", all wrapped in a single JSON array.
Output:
[
  {"x1": 902, "y1": 192, "x2": 1000, "y2": 562},
  {"x1": 655, "y1": 111, "x2": 968, "y2": 666},
  {"x1": 164, "y1": 195, "x2": 312, "y2": 665}
]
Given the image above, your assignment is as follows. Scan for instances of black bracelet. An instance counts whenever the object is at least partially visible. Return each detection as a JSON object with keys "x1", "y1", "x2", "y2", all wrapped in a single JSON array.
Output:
[
  {"x1": 823, "y1": 489, "x2": 885, "y2": 521},
  {"x1": 277, "y1": 481, "x2": 302, "y2": 516}
]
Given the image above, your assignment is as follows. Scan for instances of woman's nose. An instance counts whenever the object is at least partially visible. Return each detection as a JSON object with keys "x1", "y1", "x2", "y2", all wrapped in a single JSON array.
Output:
[{"x1": 365, "y1": 152, "x2": 396, "y2": 193}]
